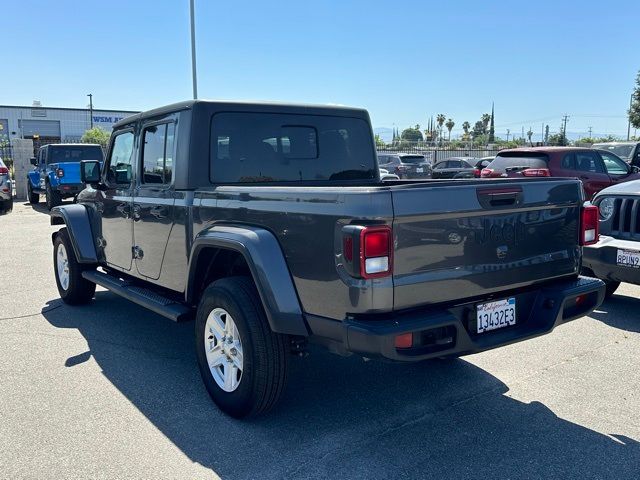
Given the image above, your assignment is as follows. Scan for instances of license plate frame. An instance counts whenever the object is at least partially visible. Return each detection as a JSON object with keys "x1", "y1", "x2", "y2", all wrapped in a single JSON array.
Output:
[
  {"x1": 476, "y1": 298, "x2": 516, "y2": 334},
  {"x1": 616, "y1": 249, "x2": 640, "y2": 268}
]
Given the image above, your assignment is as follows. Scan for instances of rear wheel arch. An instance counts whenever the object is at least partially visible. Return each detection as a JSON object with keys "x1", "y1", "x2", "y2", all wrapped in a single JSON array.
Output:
[{"x1": 186, "y1": 226, "x2": 308, "y2": 337}]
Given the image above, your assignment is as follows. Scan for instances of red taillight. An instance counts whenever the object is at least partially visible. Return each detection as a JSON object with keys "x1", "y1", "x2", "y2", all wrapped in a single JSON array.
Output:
[
  {"x1": 0, "y1": 166, "x2": 8, "y2": 174},
  {"x1": 480, "y1": 168, "x2": 493, "y2": 178},
  {"x1": 581, "y1": 205, "x2": 599, "y2": 246},
  {"x1": 473, "y1": 168, "x2": 481, "y2": 178},
  {"x1": 342, "y1": 225, "x2": 393, "y2": 278},
  {"x1": 360, "y1": 226, "x2": 392, "y2": 278},
  {"x1": 522, "y1": 168, "x2": 551, "y2": 177},
  {"x1": 394, "y1": 332, "x2": 413, "y2": 349},
  {"x1": 56, "y1": 168, "x2": 64, "y2": 178}
]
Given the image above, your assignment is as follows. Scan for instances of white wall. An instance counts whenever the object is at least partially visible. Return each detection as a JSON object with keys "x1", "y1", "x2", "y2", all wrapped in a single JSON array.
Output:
[{"x1": 0, "y1": 106, "x2": 138, "y2": 142}]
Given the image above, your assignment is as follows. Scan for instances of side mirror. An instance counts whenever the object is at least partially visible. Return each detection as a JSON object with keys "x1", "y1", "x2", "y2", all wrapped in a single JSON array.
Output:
[
  {"x1": 30, "y1": 157, "x2": 37, "y2": 166},
  {"x1": 632, "y1": 166, "x2": 640, "y2": 174},
  {"x1": 81, "y1": 160, "x2": 101, "y2": 184}
]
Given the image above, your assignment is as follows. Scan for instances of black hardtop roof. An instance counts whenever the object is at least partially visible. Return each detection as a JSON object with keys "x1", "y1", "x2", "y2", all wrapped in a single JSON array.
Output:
[{"x1": 113, "y1": 99, "x2": 370, "y2": 129}]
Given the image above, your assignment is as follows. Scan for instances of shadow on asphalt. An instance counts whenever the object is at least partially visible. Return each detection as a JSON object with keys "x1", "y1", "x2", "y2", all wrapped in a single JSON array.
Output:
[
  {"x1": 592, "y1": 293, "x2": 640, "y2": 333},
  {"x1": 21, "y1": 201, "x2": 50, "y2": 214},
  {"x1": 41, "y1": 292, "x2": 639, "y2": 479}
]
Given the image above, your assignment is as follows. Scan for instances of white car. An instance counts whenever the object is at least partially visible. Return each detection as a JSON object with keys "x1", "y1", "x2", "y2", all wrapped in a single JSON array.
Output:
[{"x1": 379, "y1": 168, "x2": 400, "y2": 181}]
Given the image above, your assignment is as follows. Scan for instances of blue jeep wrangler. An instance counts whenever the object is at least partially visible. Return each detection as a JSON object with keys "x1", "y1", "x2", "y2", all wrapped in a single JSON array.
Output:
[{"x1": 28, "y1": 143, "x2": 104, "y2": 210}]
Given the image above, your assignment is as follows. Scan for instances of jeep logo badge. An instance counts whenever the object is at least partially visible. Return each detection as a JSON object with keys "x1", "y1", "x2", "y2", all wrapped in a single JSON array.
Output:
[{"x1": 497, "y1": 245, "x2": 508, "y2": 259}]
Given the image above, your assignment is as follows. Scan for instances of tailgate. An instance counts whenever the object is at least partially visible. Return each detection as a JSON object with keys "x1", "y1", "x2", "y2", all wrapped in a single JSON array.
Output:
[
  {"x1": 391, "y1": 179, "x2": 583, "y2": 310},
  {"x1": 55, "y1": 162, "x2": 82, "y2": 184}
]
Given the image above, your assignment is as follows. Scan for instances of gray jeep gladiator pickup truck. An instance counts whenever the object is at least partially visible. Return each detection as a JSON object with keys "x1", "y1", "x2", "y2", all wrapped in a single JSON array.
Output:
[{"x1": 50, "y1": 100, "x2": 605, "y2": 418}]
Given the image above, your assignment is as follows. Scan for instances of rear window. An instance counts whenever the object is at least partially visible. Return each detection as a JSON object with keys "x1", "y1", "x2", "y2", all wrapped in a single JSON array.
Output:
[
  {"x1": 211, "y1": 112, "x2": 376, "y2": 183},
  {"x1": 489, "y1": 154, "x2": 548, "y2": 170},
  {"x1": 399, "y1": 155, "x2": 425, "y2": 164},
  {"x1": 49, "y1": 146, "x2": 104, "y2": 163}
]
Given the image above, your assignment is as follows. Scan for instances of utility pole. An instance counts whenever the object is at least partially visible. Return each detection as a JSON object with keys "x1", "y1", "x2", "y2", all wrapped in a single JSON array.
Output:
[
  {"x1": 87, "y1": 93, "x2": 93, "y2": 128},
  {"x1": 189, "y1": 0, "x2": 198, "y2": 99},
  {"x1": 561, "y1": 115, "x2": 569, "y2": 146},
  {"x1": 506, "y1": 129, "x2": 510, "y2": 142}
]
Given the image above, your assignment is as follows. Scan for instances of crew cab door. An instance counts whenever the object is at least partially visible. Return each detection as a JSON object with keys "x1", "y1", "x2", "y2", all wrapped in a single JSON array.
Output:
[
  {"x1": 556, "y1": 151, "x2": 610, "y2": 199},
  {"x1": 600, "y1": 150, "x2": 638, "y2": 186},
  {"x1": 99, "y1": 128, "x2": 136, "y2": 271},
  {"x1": 132, "y1": 119, "x2": 177, "y2": 280}
]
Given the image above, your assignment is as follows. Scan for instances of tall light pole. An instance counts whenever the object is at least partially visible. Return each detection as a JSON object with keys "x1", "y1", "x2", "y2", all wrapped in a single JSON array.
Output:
[
  {"x1": 190, "y1": 0, "x2": 198, "y2": 99},
  {"x1": 87, "y1": 93, "x2": 93, "y2": 128}
]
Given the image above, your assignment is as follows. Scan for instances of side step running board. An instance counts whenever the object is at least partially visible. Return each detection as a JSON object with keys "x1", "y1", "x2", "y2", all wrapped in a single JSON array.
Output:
[{"x1": 82, "y1": 270, "x2": 192, "y2": 322}]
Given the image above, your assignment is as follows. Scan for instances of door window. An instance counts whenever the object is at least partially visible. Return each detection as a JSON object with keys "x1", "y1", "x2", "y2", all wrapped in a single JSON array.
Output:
[
  {"x1": 448, "y1": 160, "x2": 461, "y2": 168},
  {"x1": 575, "y1": 151, "x2": 605, "y2": 173},
  {"x1": 600, "y1": 151, "x2": 629, "y2": 175},
  {"x1": 106, "y1": 131, "x2": 135, "y2": 185},
  {"x1": 141, "y1": 123, "x2": 175, "y2": 184},
  {"x1": 561, "y1": 153, "x2": 575, "y2": 169}
]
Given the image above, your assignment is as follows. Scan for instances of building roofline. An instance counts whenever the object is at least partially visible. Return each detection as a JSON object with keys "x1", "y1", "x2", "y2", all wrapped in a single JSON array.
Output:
[{"x1": 0, "y1": 104, "x2": 140, "y2": 114}]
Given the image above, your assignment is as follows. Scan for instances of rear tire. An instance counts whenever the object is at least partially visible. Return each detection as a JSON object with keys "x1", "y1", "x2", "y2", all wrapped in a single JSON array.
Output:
[
  {"x1": 195, "y1": 276, "x2": 289, "y2": 418},
  {"x1": 604, "y1": 280, "x2": 620, "y2": 299},
  {"x1": 46, "y1": 183, "x2": 61, "y2": 210},
  {"x1": 53, "y1": 228, "x2": 96, "y2": 305},
  {"x1": 28, "y1": 184, "x2": 39, "y2": 204}
]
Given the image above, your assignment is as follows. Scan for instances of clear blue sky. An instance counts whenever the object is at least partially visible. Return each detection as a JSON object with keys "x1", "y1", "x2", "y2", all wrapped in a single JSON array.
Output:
[{"x1": 2, "y1": 0, "x2": 638, "y2": 140}]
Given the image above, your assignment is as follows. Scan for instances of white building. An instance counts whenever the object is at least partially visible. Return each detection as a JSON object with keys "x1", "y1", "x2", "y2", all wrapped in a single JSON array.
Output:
[{"x1": 0, "y1": 102, "x2": 139, "y2": 144}]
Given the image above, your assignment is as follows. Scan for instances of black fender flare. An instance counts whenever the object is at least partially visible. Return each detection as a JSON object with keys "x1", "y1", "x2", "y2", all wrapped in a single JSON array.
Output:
[
  {"x1": 50, "y1": 204, "x2": 98, "y2": 264},
  {"x1": 186, "y1": 225, "x2": 308, "y2": 336}
]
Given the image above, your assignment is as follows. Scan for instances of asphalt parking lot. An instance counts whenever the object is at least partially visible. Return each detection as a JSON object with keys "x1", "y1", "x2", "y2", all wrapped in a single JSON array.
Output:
[{"x1": 0, "y1": 202, "x2": 639, "y2": 479}]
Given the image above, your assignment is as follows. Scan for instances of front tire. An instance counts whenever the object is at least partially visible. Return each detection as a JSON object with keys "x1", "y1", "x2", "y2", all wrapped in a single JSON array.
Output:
[
  {"x1": 195, "y1": 276, "x2": 289, "y2": 418},
  {"x1": 53, "y1": 228, "x2": 96, "y2": 305}
]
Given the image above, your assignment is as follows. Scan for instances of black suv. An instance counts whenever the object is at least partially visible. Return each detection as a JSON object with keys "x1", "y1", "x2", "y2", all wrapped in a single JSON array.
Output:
[{"x1": 377, "y1": 153, "x2": 431, "y2": 178}]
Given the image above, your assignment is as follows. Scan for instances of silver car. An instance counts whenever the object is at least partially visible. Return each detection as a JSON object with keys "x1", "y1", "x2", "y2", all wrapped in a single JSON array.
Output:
[{"x1": 0, "y1": 157, "x2": 13, "y2": 214}]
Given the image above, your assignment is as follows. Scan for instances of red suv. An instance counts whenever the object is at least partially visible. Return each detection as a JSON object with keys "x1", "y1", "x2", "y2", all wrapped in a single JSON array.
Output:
[{"x1": 481, "y1": 147, "x2": 640, "y2": 198}]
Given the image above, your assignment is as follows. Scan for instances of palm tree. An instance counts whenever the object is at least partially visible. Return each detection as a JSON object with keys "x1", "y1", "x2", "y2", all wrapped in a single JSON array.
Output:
[
  {"x1": 481, "y1": 113, "x2": 491, "y2": 133},
  {"x1": 436, "y1": 114, "x2": 446, "y2": 142},
  {"x1": 462, "y1": 121, "x2": 470, "y2": 137},
  {"x1": 527, "y1": 127, "x2": 534, "y2": 145},
  {"x1": 445, "y1": 119, "x2": 455, "y2": 141}
]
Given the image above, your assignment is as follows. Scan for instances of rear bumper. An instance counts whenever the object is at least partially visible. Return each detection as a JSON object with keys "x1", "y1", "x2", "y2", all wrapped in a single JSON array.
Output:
[
  {"x1": 583, "y1": 235, "x2": 640, "y2": 284},
  {"x1": 55, "y1": 183, "x2": 84, "y2": 196},
  {"x1": 307, "y1": 276, "x2": 605, "y2": 362}
]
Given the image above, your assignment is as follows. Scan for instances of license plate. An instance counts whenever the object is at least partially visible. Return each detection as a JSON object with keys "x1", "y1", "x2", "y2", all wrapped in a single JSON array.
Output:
[
  {"x1": 416, "y1": 168, "x2": 423, "y2": 173},
  {"x1": 476, "y1": 298, "x2": 516, "y2": 333},
  {"x1": 617, "y1": 249, "x2": 640, "y2": 268}
]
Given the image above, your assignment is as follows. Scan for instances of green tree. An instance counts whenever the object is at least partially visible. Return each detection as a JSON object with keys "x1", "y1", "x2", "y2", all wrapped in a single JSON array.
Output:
[
  {"x1": 629, "y1": 70, "x2": 640, "y2": 130},
  {"x1": 548, "y1": 133, "x2": 565, "y2": 146},
  {"x1": 462, "y1": 121, "x2": 470, "y2": 137},
  {"x1": 445, "y1": 118, "x2": 455, "y2": 141},
  {"x1": 481, "y1": 113, "x2": 491, "y2": 132},
  {"x1": 401, "y1": 127, "x2": 423, "y2": 142},
  {"x1": 472, "y1": 121, "x2": 485, "y2": 138},
  {"x1": 527, "y1": 128, "x2": 533, "y2": 145},
  {"x1": 374, "y1": 134, "x2": 385, "y2": 148},
  {"x1": 81, "y1": 126, "x2": 111, "y2": 147}
]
